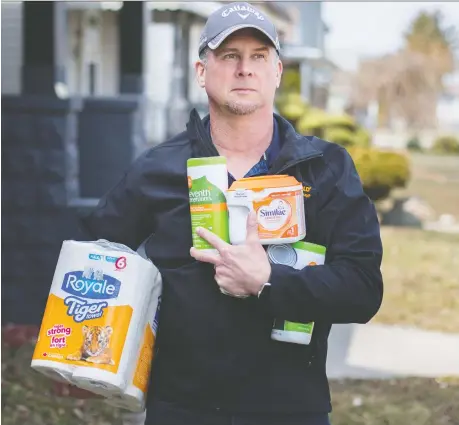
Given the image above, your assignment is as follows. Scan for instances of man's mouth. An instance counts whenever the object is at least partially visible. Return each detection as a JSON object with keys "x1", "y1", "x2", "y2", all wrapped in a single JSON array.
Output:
[{"x1": 232, "y1": 88, "x2": 256, "y2": 93}]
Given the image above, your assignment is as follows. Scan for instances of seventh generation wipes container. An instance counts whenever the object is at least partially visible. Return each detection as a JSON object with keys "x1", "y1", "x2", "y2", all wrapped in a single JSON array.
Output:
[{"x1": 31, "y1": 239, "x2": 162, "y2": 409}]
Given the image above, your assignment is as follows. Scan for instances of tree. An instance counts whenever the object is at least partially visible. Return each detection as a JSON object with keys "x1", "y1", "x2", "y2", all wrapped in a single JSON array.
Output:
[
  {"x1": 351, "y1": 9, "x2": 458, "y2": 129},
  {"x1": 352, "y1": 51, "x2": 438, "y2": 129},
  {"x1": 404, "y1": 10, "x2": 457, "y2": 87}
]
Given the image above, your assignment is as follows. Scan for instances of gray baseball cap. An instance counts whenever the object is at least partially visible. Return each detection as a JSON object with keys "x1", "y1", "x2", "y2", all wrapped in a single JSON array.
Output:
[{"x1": 198, "y1": 2, "x2": 280, "y2": 56}]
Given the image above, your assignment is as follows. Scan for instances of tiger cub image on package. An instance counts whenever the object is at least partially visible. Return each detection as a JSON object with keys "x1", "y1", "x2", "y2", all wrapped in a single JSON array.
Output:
[{"x1": 67, "y1": 325, "x2": 115, "y2": 365}]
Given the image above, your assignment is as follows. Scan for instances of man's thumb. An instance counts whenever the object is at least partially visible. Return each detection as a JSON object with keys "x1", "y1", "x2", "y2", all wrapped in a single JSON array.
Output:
[{"x1": 246, "y1": 210, "x2": 259, "y2": 243}]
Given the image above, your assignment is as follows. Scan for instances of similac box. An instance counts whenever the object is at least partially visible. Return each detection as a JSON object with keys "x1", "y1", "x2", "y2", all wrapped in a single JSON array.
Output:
[{"x1": 226, "y1": 175, "x2": 306, "y2": 245}]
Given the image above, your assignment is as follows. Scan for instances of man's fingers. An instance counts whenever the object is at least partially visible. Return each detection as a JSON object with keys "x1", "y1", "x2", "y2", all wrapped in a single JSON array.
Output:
[
  {"x1": 245, "y1": 211, "x2": 260, "y2": 244},
  {"x1": 196, "y1": 227, "x2": 230, "y2": 253},
  {"x1": 190, "y1": 247, "x2": 221, "y2": 265}
]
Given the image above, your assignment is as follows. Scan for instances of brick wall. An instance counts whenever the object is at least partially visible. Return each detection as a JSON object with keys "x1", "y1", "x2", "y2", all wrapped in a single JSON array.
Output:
[
  {"x1": 1, "y1": 96, "x2": 84, "y2": 325},
  {"x1": 1, "y1": 95, "x2": 148, "y2": 326}
]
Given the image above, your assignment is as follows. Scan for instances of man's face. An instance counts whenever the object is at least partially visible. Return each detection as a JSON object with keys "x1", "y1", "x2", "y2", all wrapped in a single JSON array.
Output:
[{"x1": 196, "y1": 28, "x2": 283, "y2": 116}]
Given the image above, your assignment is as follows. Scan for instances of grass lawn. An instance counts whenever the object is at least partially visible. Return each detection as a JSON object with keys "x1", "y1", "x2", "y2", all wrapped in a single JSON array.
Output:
[
  {"x1": 393, "y1": 153, "x2": 459, "y2": 219},
  {"x1": 2, "y1": 342, "x2": 124, "y2": 425},
  {"x1": 373, "y1": 153, "x2": 459, "y2": 334},
  {"x1": 374, "y1": 226, "x2": 459, "y2": 333},
  {"x1": 329, "y1": 377, "x2": 459, "y2": 425},
  {"x1": 3, "y1": 341, "x2": 459, "y2": 425}
]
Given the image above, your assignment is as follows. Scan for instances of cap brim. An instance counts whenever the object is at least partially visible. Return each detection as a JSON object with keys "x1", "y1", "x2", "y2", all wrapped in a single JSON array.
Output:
[{"x1": 207, "y1": 24, "x2": 279, "y2": 52}]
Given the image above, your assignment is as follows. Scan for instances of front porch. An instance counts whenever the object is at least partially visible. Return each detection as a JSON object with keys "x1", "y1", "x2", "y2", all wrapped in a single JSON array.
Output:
[{"x1": 2, "y1": 1, "x2": 152, "y2": 325}]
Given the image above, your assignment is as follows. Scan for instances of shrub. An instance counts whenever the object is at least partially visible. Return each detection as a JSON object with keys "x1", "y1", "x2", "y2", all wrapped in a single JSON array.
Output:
[
  {"x1": 280, "y1": 68, "x2": 301, "y2": 93},
  {"x1": 348, "y1": 147, "x2": 411, "y2": 201},
  {"x1": 276, "y1": 93, "x2": 310, "y2": 126},
  {"x1": 323, "y1": 127, "x2": 356, "y2": 147},
  {"x1": 278, "y1": 102, "x2": 308, "y2": 122},
  {"x1": 431, "y1": 135, "x2": 459, "y2": 155},
  {"x1": 321, "y1": 114, "x2": 357, "y2": 131},
  {"x1": 296, "y1": 108, "x2": 329, "y2": 134},
  {"x1": 354, "y1": 127, "x2": 372, "y2": 148},
  {"x1": 274, "y1": 91, "x2": 411, "y2": 201}
]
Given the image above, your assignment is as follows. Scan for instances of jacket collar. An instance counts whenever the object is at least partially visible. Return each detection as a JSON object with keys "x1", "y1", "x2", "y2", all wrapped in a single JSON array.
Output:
[{"x1": 186, "y1": 108, "x2": 322, "y2": 174}]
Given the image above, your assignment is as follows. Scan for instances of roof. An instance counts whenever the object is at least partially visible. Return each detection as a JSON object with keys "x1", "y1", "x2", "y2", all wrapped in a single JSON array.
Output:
[
  {"x1": 261, "y1": 2, "x2": 293, "y2": 22},
  {"x1": 281, "y1": 44, "x2": 337, "y2": 69},
  {"x1": 149, "y1": 1, "x2": 222, "y2": 18}
]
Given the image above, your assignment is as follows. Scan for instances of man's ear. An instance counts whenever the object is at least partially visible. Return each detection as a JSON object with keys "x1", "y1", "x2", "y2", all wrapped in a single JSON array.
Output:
[
  {"x1": 195, "y1": 61, "x2": 206, "y2": 88},
  {"x1": 276, "y1": 59, "x2": 283, "y2": 88}
]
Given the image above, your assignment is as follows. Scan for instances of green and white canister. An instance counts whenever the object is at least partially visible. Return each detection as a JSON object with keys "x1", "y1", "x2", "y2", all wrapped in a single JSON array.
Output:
[
  {"x1": 268, "y1": 241, "x2": 326, "y2": 345},
  {"x1": 187, "y1": 157, "x2": 230, "y2": 254}
]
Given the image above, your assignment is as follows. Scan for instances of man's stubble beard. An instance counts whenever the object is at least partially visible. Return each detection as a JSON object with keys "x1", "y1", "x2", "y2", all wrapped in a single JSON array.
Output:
[{"x1": 224, "y1": 100, "x2": 261, "y2": 116}]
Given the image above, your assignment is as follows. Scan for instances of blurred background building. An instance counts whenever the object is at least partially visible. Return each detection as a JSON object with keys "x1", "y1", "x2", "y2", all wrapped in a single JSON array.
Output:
[{"x1": 1, "y1": 0, "x2": 336, "y2": 325}]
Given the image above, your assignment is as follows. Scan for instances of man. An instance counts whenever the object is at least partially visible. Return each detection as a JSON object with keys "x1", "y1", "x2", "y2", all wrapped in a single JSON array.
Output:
[{"x1": 69, "y1": 2, "x2": 383, "y2": 424}]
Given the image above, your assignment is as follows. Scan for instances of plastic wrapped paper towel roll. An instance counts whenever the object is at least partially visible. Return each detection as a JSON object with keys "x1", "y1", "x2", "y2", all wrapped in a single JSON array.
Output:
[
  {"x1": 31, "y1": 239, "x2": 161, "y2": 398},
  {"x1": 106, "y1": 274, "x2": 162, "y2": 412}
]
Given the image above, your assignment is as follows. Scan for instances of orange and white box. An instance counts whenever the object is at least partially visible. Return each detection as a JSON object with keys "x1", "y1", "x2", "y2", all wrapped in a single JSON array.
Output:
[
  {"x1": 226, "y1": 175, "x2": 306, "y2": 245},
  {"x1": 31, "y1": 239, "x2": 162, "y2": 403}
]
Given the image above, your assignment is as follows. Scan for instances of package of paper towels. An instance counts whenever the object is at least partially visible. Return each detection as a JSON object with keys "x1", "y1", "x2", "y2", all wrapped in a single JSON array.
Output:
[
  {"x1": 31, "y1": 239, "x2": 162, "y2": 400},
  {"x1": 105, "y1": 287, "x2": 161, "y2": 412}
]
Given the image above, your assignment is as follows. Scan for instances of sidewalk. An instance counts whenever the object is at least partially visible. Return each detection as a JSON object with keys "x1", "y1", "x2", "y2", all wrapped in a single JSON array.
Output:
[{"x1": 326, "y1": 323, "x2": 459, "y2": 379}]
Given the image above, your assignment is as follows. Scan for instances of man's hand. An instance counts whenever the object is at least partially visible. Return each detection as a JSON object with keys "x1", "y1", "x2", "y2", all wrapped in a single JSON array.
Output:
[{"x1": 190, "y1": 211, "x2": 271, "y2": 297}]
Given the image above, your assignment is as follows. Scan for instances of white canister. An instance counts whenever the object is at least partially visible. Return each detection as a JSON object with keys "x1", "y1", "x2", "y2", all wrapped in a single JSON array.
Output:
[{"x1": 268, "y1": 241, "x2": 326, "y2": 345}]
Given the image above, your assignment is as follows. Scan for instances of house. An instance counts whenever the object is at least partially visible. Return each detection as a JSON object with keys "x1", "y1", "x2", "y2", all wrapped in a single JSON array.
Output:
[
  {"x1": 2, "y1": 1, "x2": 152, "y2": 325},
  {"x1": 279, "y1": 1, "x2": 335, "y2": 109},
  {"x1": 0, "y1": 1, "x2": 296, "y2": 326},
  {"x1": 2, "y1": 1, "x2": 334, "y2": 327}
]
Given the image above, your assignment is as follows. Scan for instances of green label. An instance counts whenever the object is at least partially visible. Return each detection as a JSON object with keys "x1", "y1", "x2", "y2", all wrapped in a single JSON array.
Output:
[
  {"x1": 187, "y1": 157, "x2": 226, "y2": 167},
  {"x1": 273, "y1": 318, "x2": 314, "y2": 334},
  {"x1": 291, "y1": 241, "x2": 326, "y2": 255},
  {"x1": 189, "y1": 175, "x2": 229, "y2": 249}
]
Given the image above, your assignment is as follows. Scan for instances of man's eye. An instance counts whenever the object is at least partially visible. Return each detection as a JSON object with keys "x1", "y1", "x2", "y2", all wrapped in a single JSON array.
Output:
[
  {"x1": 254, "y1": 54, "x2": 266, "y2": 59},
  {"x1": 224, "y1": 54, "x2": 238, "y2": 59}
]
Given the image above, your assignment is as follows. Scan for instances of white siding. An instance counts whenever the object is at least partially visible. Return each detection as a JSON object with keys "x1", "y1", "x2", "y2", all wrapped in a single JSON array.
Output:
[
  {"x1": 100, "y1": 11, "x2": 119, "y2": 95},
  {"x1": 146, "y1": 23, "x2": 174, "y2": 102},
  {"x1": 1, "y1": 2, "x2": 23, "y2": 94},
  {"x1": 67, "y1": 9, "x2": 81, "y2": 96},
  {"x1": 188, "y1": 22, "x2": 208, "y2": 105},
  {"x1": 146, "y1": 23, "x2": 174, "y2": 143}
]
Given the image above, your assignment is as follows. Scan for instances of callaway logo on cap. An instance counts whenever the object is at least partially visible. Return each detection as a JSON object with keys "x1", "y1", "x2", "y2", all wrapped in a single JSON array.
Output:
[{"x1": 199, "y1": 2, "x2": 280, "y2": 56}]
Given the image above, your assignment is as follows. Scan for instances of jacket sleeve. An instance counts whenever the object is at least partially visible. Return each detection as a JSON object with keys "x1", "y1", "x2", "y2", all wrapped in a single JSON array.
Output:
[
  {"x1": 263, "y1": 146, "x2": 384, "y2": 324},
  {"x1": 79, "y1": 153, "x2": 152, "y2": 251}
]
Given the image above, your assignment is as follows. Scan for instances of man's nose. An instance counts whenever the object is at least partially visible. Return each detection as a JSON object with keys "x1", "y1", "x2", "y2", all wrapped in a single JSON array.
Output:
[{"x1": 236, "y1": 58, "x2": 254, "y2": 77}]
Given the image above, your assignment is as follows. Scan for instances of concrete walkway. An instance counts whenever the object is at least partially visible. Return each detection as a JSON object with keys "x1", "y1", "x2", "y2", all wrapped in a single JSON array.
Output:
[{"x1": 326, "y1": 323, "x2": 459, "y2": 379}]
